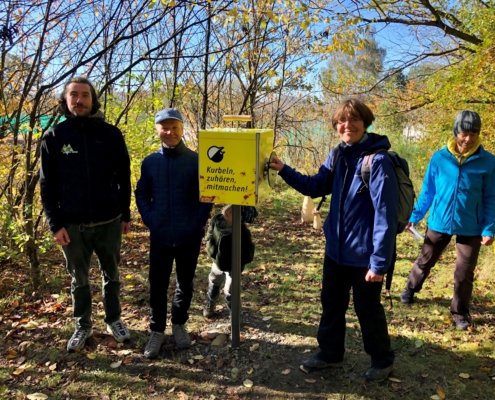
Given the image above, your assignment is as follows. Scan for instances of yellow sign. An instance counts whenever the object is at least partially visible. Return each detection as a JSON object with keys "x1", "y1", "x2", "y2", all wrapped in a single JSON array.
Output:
[{"x1": 198, "y1": 128, "x2": 274, "y2": 205}]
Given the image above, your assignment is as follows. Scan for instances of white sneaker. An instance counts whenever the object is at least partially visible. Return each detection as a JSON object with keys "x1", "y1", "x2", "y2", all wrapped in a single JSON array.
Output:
[
  {"x1": 107, "y1": 319, "x2": 130, "y2": 342},
  {"x1": 67, "y1": 329, "x2": 93, "y2": 352}
]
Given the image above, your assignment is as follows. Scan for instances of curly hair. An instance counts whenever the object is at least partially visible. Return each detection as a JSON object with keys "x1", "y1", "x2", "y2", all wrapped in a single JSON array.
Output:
[
  {"x1": 57, "y1": 77, "x2": 101, "y2": 116},
  {"x1": 331, "y1": 98, "x2": 375, "y2": 131}
]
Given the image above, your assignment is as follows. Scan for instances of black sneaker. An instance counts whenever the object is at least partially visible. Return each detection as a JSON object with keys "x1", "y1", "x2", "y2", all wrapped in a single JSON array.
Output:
[
  {"x1": 301, "y1": 354, "x2": 343, "y2": 372},
  {"x1": 365, "y1": 365, "x2": 393, "y2": 382},
  {"x1": 203, "y1": 299, "x2": 216, "y2": 318},
  {"x1": 400, "y1": 288, "x2": 414, "y2": 304},
  {"x1": 453, "y1": 315, "x2": 470, "y2": 331}
]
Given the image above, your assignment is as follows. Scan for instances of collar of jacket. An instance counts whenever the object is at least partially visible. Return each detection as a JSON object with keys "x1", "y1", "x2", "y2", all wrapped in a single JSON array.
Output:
[
  {"x1": 65, "y1": 109, "x2": 105, "y2": 120},
  {"x1": 339, "y1": 132, "x2": 391, "y2": 158},
  {"x1": 65, "y1": 110, "x2": 105, "y2": 129},
  {"x1": 447, "y1": 136, "x2": 482, "y2": 164},
  {"x1": 160, "y1": 140, "x2": 187, "y2": 156}
]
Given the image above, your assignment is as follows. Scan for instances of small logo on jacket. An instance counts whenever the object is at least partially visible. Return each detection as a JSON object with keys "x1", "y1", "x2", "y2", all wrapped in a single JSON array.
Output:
[{"x1": 61, "y1": 144, "x2": 78, "y2": 155}]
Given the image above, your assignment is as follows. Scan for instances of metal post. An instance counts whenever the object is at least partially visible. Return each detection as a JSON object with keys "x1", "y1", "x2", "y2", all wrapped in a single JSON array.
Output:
[{"x1": 230, "y1": 204, "x2": 242, "y2": 347}]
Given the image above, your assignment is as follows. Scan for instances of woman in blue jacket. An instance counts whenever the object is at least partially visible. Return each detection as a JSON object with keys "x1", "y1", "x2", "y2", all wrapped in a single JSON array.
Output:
[
  {"x1": 401, "y1": 111, "x2": 495, "y2": 331},
  {"x1": 270, "y1": 99, "x2": 398, "y2": 382}
]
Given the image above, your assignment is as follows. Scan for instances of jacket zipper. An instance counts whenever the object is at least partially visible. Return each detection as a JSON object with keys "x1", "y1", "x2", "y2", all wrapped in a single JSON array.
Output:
[
  {"x1": 82, "y1": 123, "x2": 93, "y2": 222},
  {"x1": 337, "y1": 156, "x2": 347, "y2": 265},
  {"x1": 450, "y1": 160, "x2": 462, "y2": 231},
  {"x1": 168, "y1": 151, "x2": 175, "y2": 246}
]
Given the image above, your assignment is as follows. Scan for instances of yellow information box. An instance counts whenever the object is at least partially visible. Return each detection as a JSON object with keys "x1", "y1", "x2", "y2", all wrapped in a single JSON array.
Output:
[{"x1": 198, "y1": 120, "x2": 276, "y2": 206}]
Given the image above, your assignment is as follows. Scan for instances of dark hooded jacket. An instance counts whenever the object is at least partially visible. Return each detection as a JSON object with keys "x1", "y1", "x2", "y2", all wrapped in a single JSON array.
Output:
[
  {"x1": 279, "y1": 133, "x2": 399, "y2": 275},
  {"x1": 40, "y1": 111, "x2": 131, "y2": 233}
]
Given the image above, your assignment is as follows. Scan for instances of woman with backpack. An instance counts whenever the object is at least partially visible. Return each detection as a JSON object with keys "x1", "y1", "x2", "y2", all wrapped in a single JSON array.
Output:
[{"x1": 269, "y1": 98, "x2": 398, "y2": 382}]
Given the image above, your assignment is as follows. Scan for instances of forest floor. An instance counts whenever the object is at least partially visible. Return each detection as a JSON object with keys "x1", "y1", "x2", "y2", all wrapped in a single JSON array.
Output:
[{"x1": 1, "y1": 183, "x2": 495, "y2": 399}]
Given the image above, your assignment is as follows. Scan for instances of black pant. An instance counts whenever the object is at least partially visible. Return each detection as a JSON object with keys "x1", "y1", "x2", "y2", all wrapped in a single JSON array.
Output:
[
  {"x1": 148, "y1": 239, "x2": 202, "y2": 332},
  {"x1": 405, "y1": 228, "x2": 481, "y2": 318},
  {"x1": 317, "y1": 256, "x2": 394, "y2": 369}
]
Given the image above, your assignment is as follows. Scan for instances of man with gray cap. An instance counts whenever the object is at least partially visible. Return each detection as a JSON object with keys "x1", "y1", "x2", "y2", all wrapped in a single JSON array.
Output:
[
  {"x1": 401, "y1": 110, "x2": 495, "y2": 330},
  {"x1": 135, "y1": 108, "x2": 212, "y2": 358}
]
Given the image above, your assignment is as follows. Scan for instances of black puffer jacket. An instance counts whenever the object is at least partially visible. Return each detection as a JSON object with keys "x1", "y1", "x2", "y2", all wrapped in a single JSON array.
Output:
[{"x1": 40, "y1": 112, "x2": 131, "y2": 233}]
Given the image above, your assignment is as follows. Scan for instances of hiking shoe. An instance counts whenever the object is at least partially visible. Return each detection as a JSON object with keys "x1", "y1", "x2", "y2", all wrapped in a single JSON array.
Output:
[
  {"x1": 107, "y1": 319, "x2": 130, "y2": 342},
  {"x1": 301, "y1": 354, "x2": 343, "y2": 372},
  {"x1": 365, "y1": 365, "x2": 394, "y2": 382},
  {"x1": 453, "y1": 315, "x2": 471, "y2": 331},
  {"x1": 400, "y1": 288, "x2": 414, "y2": 304},
  {"x1": 67, "y1": 328, "x2": 93, "y2": 352},
  {"x1": 144, "y1": 331, "x2": 166, "y2": 359},
  {"x1": 203, "y1": 298, "x2": 217, "y2": 318},
  {"x1": 172, "y1": 324, "x2": 191, "y2": 349}
]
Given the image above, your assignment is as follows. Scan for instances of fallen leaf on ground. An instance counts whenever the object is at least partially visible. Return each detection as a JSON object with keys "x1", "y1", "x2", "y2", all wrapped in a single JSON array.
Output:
[
  {"x1": 243, "y1": 379, "x2": 253, "y2": 388},
  {"x1": 389, "y1": 377, "x2": 401, "y2": 383},
  {"x1": 86, "y1": 353, "x2": 97, "y2": 359},
  {"x1": 305, "y1": 379, "x2": 316, "y2": 384},
  {"x1": 247, "y1": 368, "x2": 253, "y2": 375},
  {"x1": 262, "y1": 316, "x2": 273, "y2": 321},
  {"x1": 459, "y1": 373, "x2": 470, "y2": 379},
  {"x1": 26, "y1": 394, "x2": 48, "y2": 400},
  {"x1": 250, "y1": 343, "x2": 259, "y2": 351},
  {"x1": 299, "y1": 365, "x2": 309, "y2": 374},
  {"x1": 436, "y1": 385, "x2": 446, "y2": 399},
  {"x1": 110, "y1": 360, "x2": 122, "y2": 369},
  {"x1": 281, "y1": 369, "x2": 290, "y2": 375},
  {"x1": 12, "y1": 366, "x2": 26, "y2": 375},
  {"x1": 122, "y1": 358, "x2": 133, "y2": 364}
]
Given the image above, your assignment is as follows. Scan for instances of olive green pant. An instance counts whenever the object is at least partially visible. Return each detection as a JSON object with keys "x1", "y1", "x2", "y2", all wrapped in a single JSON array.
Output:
[{"x1": 61, "y1": 218, "x2": 123, "y2": 330}]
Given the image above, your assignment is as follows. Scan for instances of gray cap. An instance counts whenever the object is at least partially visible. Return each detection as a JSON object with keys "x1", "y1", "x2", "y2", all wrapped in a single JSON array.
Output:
[
  {"x1": 155, "y1": 108, "x2": 183, "y2": 124},
  {"x1": 453, "y1": 110, "x2": 481, "y2": 136}
]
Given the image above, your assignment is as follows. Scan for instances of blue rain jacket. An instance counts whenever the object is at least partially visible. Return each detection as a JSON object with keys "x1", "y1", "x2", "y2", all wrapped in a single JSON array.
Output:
[
  {"x1": 279, "y1": 133, "x2": 399, "y2": 275},
  {"x1": 410, "y1": 146, "x2": 495, "y2": 237}
]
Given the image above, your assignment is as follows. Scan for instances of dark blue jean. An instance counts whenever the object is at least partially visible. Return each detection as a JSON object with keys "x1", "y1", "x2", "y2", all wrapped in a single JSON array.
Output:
[
  {"x1": 317, "y1": 256, "x2": 394, "y2": 369},
  {"x1": 148, "y1": 239, "x2": 202, "y2": 332},
  {"x1": 62, "y1": 218, "x2": 123, "y2": 331}
]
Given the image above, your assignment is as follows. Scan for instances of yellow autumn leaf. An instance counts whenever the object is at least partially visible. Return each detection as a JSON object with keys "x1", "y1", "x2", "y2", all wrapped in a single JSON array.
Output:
[
  {"x1": 243, "y1": 379, "x2": 253, "y2": 388},
  {"x1": 250, "y1": 343, "x2": 259, "y2": 352},
  {"x1": 436, "y1": 385, "x2": 446, "y2": 399},
  {"x1": 459, "y1": 373, "x2": 470, "y2": 379},
  {"x1": 86, "y1": 353, "x2": 97, "y2": 359},
  {"x1": 125, "y1": 275, "x2": 133, "y2": 279}
]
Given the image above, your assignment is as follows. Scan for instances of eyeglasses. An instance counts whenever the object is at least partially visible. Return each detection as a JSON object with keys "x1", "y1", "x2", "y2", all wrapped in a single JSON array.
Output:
[{"x1": 337, "y1": 117, "x2": 362, "y2": 125}]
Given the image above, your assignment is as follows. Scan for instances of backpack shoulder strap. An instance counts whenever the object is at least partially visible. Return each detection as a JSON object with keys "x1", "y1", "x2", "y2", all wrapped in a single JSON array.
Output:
[{"x1": 361, "y1": 149, "x2": 388, "y2": 188}]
